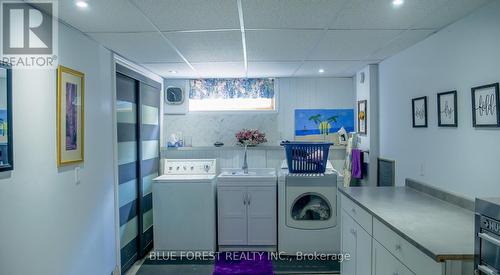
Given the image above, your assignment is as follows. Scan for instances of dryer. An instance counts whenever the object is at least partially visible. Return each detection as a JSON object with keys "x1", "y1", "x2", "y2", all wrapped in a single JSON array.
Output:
[{"x1": 278, "y1": 160, "x2": 341, "y2": 255}]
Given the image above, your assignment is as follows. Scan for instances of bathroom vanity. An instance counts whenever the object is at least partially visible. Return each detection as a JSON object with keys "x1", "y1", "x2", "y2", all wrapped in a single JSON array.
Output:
[{"x1": 217, "y1": 168, "x2": 277, "y2": 251}]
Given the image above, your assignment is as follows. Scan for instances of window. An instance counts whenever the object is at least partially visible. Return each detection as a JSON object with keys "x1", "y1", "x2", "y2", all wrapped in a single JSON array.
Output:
[{"x1": 188, "y1": 78, "x2": 275, "y2": 111}]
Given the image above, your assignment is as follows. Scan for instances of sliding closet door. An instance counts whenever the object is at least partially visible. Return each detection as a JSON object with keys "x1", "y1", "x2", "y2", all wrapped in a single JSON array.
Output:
[
  {"x1": 116, "y1": 72, "x2": 140, "y2": 271},
  {"x1": 138, "y1": 82, "x2": 160, "y2": 256},
  {"x1": 116, "y1": 64, "x2": 161, "y2": 272}
]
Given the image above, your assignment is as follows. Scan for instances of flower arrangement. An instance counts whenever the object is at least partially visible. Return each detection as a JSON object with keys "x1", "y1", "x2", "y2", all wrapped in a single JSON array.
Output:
[{"x1": 235, "y1": 129, "x2": 267, "y2": 146}]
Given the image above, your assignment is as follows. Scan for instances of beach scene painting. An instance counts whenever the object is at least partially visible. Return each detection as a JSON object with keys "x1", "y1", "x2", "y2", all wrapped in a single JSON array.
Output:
[{"x1": 295, "y1": 109, "x2": 354, "y2": 142}]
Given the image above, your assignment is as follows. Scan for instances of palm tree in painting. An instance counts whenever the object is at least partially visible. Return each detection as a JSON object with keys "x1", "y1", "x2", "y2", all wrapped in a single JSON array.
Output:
[{"x1": 309, "y1": 114, "x2": 338, "y2": 135}]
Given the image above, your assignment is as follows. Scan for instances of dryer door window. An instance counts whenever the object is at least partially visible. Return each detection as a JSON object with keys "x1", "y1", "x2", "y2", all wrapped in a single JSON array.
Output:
[{"x1": 291, "y1": 193, "x2": 331, "y2": 221}]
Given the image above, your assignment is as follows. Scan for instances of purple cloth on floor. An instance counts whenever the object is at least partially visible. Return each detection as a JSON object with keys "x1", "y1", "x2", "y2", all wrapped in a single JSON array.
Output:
[
  {"x1": 351, "y1": 149, "x2": 363, "y2": 179},
  {"x1": 213, "y1": 252, "x2": 273, "y2": 275}
]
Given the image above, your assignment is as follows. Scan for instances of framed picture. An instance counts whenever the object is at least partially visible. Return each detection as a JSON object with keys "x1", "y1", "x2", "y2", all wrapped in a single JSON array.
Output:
[
  {"x1": 412, "y1": 96, "x2": 427, "y2": 128},
  {"x1": 57, "y1": 65, "x2": 84, "y2": 166},
  {"x1": 437, "y1": 91, "x2": 457, "y2": 127},
  {"x1": 294, "y1": 109, "x2": 354, "y2": 142},
  {"x1": 357, "y1": 100, "x2": 367, "y2": 135},
  {"x1": 471, "y1": 83, "x2": 500, "y2": 127}
]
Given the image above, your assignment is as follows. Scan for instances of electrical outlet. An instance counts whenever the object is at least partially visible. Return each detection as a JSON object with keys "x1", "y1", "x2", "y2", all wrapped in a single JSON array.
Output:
[{"x1": 419, "y1": 163, "x2": 425, "y2": 176}]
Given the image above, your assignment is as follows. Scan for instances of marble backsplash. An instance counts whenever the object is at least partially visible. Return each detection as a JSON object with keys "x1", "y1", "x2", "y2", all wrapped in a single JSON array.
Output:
[{"x1": 164, "y1": 112, "x2": 282, "y2": 147}]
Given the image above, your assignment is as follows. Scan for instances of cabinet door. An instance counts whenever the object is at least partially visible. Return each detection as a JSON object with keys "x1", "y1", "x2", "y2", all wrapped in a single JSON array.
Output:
[
  {"x1": 341, "y1": 210, "x2": 357, "y2": 275},
  {"x1": 247, "y1": 186, "x2": 277, "y2": 245},
  {"x1": 218, "y1": 187, "x2": 247, "y2": 245},
  {"x1": 373, "y1": 241, "x2": 414, "y2": 275},
  {"x1": 356, "y1": 223, "x2": 372, "y2": 275}
]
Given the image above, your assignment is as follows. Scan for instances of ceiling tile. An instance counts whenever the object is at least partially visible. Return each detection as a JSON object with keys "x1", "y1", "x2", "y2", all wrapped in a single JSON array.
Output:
[
  {"x1": 59, "y1": 0, "x2": 154, "y2": 32},
  {"x1": 164, "y1": 31, "x2": 243, "y2": 62},
  {"x1": 130, "y1": 0, "x2": 239, "y2": 31},
  {"x1": 331, "y1": 0, "x2": 448, "y2": 29},
  {"x1": 89, "y1": 32, "x2": 183, "y2": 63},
  {"x1": 310, "y1": 30, "x2": 401, "y2": 60},
  {"x1": 369, "y1": 30, "x2": 435, "y2": 60},
  {"x1": 412, "y1": 0, "x2": 492, "y2": 29},
  {"x1": 295, "y1": 61, "x2": 377, "y2": 77},
  {"x1": 246, "y1": 30, "x2": 323, "y2": 62},
  {"x1": 247, "y1": 62, "x2": 302, "y2": 77},
  {"x1": 192, "y1": 62, "x2": 246, "y2": 78},
  {"x1": 142, "y1": 63, "x2": 195, "y2": 78},
  {"x1": 243, "y1": 0, "x2": 344, "y2": 29}
]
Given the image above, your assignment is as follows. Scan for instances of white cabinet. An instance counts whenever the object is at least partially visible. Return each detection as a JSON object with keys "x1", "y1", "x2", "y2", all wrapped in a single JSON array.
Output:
[
  {"x1": 218, "y1": 185, "x2": 276, "y2": 247},
  {"x1": 373, "y1": 240, "x2": 414, "y2": 275},
  {"x1": 247, "y1": 187, "x2": 277, "y2": 245},
  {"x1": 357, "y1": 222, "x2": 373, "y2": 275},
  {"x1": 341, "y1": 209, "x2": 372, "y2": 275},
  {"x1": 218, "y1": 187, "x2": 248, "y2": 245},
  {"x1": 341, "y1": 210, "x2": 357, "y2": 275},
  {"x1": 340, "y1": 193, "x2": 470, "y2": 275}
]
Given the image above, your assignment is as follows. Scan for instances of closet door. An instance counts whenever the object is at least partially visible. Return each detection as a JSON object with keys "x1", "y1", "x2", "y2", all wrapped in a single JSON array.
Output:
[
  {"x1": 116, "y1": 64, "x2": 161, "y2": 272},
  {"x1": 137, "y1": 81, "x2": 160, "y2": 256},
  {"x1": 116, "y1": 72, "x2": 140, "y2": 272}
]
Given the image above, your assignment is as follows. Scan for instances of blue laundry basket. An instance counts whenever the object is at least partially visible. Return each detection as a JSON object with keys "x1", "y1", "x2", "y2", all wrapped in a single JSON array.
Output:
[{"x1": 282, "y1": 141, "x2": 332, "y2": 173}]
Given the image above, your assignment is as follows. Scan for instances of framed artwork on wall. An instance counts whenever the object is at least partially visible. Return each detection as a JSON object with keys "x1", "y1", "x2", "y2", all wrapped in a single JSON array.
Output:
[
  {"x1": 412, "y1": 96, "x2": 428, "y2": 128},
  {"x1": 471, "y1": 83, "x2": 500, "y2": 127},
  {"x1": 0, "y1": 62, "x2": 13, "y2": 172},
  {"x1": 437, "y1": 90, "x2": 457, "y2": 127},
  {"x1": 357, "y1": 100, "x2": 367, "y2": 135},
  {"x1": 57, "y1": 65, "x2": 84, "y2": 166}
]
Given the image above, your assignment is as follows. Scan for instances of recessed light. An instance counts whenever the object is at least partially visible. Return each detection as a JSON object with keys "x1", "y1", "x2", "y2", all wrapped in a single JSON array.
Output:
[
  {"x1": 392, "y1": 0, "x2": 404, "y2": 7},
  {"x1": 318, "y1": 69, "x2": 325, "y2": 73},
  {"x1": 169, "y1": 70, "x2": 178, "y2": 74},
  {"x1": 76, "y1": 1, "x2": 89, "y2": 8}
]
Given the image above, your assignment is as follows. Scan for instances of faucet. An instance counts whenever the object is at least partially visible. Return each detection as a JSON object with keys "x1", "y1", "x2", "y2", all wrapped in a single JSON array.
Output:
[{"x1": 242, "y1": 144, "x2": 248, "y2": 174}]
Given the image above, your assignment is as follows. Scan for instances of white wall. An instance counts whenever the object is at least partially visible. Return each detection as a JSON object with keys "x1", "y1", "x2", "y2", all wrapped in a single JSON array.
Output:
[
  {"x1": 164, "y1": 77, "x2": 354, "y2": 146},
  {"x1": 0, "y1": 24, "x2": 116, "y2": 275},
  {"x1": 355, "y1": 65, "x2": 379, "y2": 186},
  {"x1": 379, "y1": 0, "x2": 500, "y2": 198}
]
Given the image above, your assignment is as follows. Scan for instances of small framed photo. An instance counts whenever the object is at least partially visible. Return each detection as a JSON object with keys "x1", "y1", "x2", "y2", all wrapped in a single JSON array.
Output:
[
  {"x1": 57, "y1": 65, "x2": 85, "y2": 166},
  {"x1": 437, "y1": 91, "x2": 457, "y2": 127},
  {"x1": 412, "y1": 96, "x2": 427, "y2": 128},
  {"x1": 471, "y1": 83, "x2": 500, "y2": 127},
  {"x1": 357, "y1": 100, "x2": 367, "y2": 135}
]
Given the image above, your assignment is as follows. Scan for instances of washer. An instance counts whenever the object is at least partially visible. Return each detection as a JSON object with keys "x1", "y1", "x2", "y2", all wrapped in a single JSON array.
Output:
[
  {"x1": 153, "y1": 159, "x2": 217, "y2": 253},
  {"x1": 278, "y1": 160, "x2": 341, "y2": 255}
]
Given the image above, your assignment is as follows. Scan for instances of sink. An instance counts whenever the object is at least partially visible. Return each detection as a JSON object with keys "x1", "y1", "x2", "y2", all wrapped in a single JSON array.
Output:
[
  {"x1": 218, "y1": 168, "x2": 276, "y2": 178},
  {"x1": 218, "y1": 168, "x2": 277, "y2": 185},
  {"x1": 224, "y1": 171, "x2": 258, "y2": 176}
]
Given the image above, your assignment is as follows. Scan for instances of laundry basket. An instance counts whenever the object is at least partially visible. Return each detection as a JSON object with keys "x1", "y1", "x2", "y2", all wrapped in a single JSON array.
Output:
[{"x1": 282, "y1": 141, "x2": 332, "y2": 173}]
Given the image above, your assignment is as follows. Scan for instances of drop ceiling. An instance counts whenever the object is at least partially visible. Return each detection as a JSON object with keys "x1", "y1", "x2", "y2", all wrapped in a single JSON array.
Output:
[{"x1": 57, "y1": 0, "x2": 492, "y2": 78}]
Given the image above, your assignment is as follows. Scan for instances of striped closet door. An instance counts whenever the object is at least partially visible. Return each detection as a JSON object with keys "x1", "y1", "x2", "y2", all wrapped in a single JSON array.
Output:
[
  {"x1": 116, "y1": 64, "x2": 161, "y2": 272},
  {"x1": 138, "y1": 82, "x2": 160, "y2": 256}
]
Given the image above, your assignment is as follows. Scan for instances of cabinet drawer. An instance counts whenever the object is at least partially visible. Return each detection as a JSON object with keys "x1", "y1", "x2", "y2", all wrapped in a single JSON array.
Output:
[
  {"x1": 373, "y1": 240, "x2": 414, "y2": 275},
  {"x1": 373, "y1": 218, "x2": 443, "y2": 275},
  {"x1": 341, "y1": 194, "x2": 373, "y2": 235}
]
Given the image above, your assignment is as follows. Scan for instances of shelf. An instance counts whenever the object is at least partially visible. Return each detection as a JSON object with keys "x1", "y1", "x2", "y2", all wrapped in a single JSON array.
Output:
[{"x1": 162, "y1": 145, "x2": 347, "y2": 151}]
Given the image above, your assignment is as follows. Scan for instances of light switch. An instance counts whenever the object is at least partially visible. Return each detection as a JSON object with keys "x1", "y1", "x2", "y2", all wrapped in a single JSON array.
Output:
[{"x1": 75, "y1": 167, "x2": 81, "y2": 184}]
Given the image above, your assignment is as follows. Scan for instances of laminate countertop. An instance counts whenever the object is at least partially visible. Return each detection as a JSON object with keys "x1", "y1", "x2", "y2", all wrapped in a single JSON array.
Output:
[{"x1": 338, "y1": 186, "x2": 475, "y2": 262}]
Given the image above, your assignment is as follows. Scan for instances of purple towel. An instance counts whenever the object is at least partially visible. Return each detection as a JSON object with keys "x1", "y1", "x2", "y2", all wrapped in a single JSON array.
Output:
[
  {"x1": 213, "y1": 252, "x2": 273, "y2": 275},
  {"x1": 351, "y1": 149, "x2": 363, "y2": 179}
]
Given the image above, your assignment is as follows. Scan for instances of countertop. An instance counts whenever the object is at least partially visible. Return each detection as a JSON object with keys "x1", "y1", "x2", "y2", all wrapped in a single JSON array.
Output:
[
  {"x1": 338, "y1": 186, "x2": 475, "y2": 262},
  {"x1": 163, "y1": 145, "x2": 347, "y2": 151}
]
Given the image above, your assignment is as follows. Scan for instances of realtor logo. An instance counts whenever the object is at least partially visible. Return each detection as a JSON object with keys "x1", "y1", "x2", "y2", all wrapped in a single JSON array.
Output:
[{"x1": 1, "y1": 1, "x2": 58, "y2": 69}]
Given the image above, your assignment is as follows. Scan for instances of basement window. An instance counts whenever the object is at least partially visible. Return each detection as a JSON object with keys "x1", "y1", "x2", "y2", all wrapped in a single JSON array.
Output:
[{"x1": 188, "y1": 78, "x2": 275, "y2": 112}]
